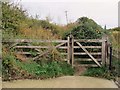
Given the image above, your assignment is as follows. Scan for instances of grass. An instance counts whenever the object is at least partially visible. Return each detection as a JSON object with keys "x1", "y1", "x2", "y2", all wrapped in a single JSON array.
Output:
[
  {"x1": 82, "y1": 67, "x2": 114, "y2": 80},
  {"x1": 16, "y1": 60, "x2": 74, "y2": 79},
  {"x1": 82, "y1": 56, "x2": 120, "y2": 80},
  {"x1": 2, "y1": 51, "x2": 74, "y2": 81},
  {"x1": 111, "y1": 56, "x2": 120, "y2": 77}
]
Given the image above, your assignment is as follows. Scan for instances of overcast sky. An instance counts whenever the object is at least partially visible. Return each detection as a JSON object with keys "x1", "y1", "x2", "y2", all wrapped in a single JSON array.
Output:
[{"x1": 11, "y1": 0, "x2": 119, "y2": 29}]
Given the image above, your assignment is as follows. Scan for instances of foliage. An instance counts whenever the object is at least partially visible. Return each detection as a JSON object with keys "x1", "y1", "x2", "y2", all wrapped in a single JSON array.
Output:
[
  {"x1": 111, "y1": 56, "x2": 120, "y2": 77},
  {"x1": 2, "y1": 2, "x2": 27, "y2": 34},
  {"x1": 15, "y1": 60, "x2": 74, "y2": 80},
  {"x1": 2, "y1": 51, "x2": 20, "y2": 80},
  {"x1": 2, "y1": 49, "x2": 74, "y2": 81},
  {"x1": 63, "y1": 17, "x2": 104, "y2": 39},
  {"x1": 109, "y1": 27, "x2": 120, "y2": 31},
  {"x1": 108, "y1": 27, "x2": 120, "y2": 49},
  {"x1": 2, "y1": 2, "x2": 61, "y2": 40},
  {"x1": 83, "y1": 67, "x2": 115, "y2": 80}
]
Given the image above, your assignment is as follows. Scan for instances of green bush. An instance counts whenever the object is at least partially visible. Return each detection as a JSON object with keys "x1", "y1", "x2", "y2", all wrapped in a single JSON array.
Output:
[
  {"x1": 2, "y1": 2, "x2": 27, "y2": 33},
  {"x1": 63, "y1": 17, "x2": 103, "y2": 39}
]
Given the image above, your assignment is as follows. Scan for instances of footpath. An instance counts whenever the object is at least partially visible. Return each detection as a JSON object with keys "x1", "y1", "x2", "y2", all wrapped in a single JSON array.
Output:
[{"x1": 2, "y1": 76, "x2": 118, "y2": 88}]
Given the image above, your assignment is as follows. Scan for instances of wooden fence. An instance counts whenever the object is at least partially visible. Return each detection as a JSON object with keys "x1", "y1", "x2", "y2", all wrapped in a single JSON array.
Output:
[{"x1": 3, "y1": 35, "x2": 109, "y2": 67}]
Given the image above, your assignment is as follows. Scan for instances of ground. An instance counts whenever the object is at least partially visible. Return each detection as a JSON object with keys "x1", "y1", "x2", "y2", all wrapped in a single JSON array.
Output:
[{"x1": 2, "y1": 76, "x2": 118, "y2": 88}]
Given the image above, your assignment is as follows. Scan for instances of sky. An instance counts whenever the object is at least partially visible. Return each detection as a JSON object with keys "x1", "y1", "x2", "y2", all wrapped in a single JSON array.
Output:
[{"x1": 10, "y1": 0, "x2": 119, "y2": 29}]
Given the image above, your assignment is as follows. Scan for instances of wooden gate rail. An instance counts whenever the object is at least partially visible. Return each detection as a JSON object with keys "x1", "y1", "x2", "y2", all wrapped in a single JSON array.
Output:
[
  {"x1": 76, "y1": 42, "x2": 101, "y2": 67},
  {"x1": 2, "y1": 35, "x2": 108, "y2": 67}
]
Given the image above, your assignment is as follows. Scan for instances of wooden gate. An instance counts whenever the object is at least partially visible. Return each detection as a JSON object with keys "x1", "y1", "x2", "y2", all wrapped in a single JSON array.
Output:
[
  {"x1": 3, "y1": 35, "x2": 108, "y2": 67},
  {"x1": 67, "y1": 35, "x2": 108, "y2": 67},
  {"x1": 3, "y1": 39, "x2": 69, "y2": 62}
]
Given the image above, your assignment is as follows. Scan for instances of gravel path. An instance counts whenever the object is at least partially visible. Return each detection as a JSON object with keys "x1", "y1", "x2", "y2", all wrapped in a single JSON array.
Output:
[{"x1": 2, "y1": 76, "x2": 118, "y2": 88}]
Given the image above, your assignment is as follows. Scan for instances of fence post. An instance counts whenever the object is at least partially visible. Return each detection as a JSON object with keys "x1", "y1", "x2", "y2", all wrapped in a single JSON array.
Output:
[
  {"x1": 102, "y1": 35, "x2": 106, "y2": 66},
  {"x1": 71, "y1": 35, "x2": 74, "y2": 67},
  {"x1": 67, "y1": 36, "x2": 70, "y2": 64},
  {"x1": 67, "y1": 35, "x2": 74, "y2": 67},
  {"x1": 105, "y1": 40, "x2": 108, "y2": 65},
  {"x1": 109, "y1": 46, "x2": 112, "y2": 70}
]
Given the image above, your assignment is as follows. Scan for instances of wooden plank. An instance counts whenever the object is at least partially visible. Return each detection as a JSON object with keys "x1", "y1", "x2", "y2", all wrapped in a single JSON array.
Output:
[
  {"x1": 73, "y1": 46, "x2": 101, "y2": 49},
  {"x1": 59, "y1": 47, "x2": 68, "y2": 49},
  {"x1": 14, "y1": 42, "x2": 66, "y2": 49},
  {"x1": 74, "y1": 58, "x2": 101, "y2": 61},
  {"x1": 74, "y1": 39, "x2": 103, "y2": 42},
  {"x1": 74, "y1": 52, "x2": 101, "y2": 55},
  {"x1": 15, "y1": 46, "x2": 49, "y2": 49},
  {"x1": 55, "y1": 42, "x2": 66, "y2": 48},
  {"x1": 27, "y1": 43, "x2": 43, "y2": 53},
  {"x1": 9, "y1": 42, "x2": 19, "y2": 49},
  {"x1": 16, "y1": 52, "x2": 40, "y2": 55},
  {"x1": 33, "y1": 50, "x2": 50, "y2": 60},
  {"x1": 73, "y1": 64, "x2": 98, "y2": 67},
  {"x1": 76, "y1": 42, "x2": 101, "y2": 67},
  {"x1": 3, "y1": 39, "x2": 68, "y2": 43}
]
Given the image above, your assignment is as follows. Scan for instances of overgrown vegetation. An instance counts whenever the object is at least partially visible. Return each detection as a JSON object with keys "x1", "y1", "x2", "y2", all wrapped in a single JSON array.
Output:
[
  {"x1": 83, "y1": 67, "x2": 115, "y2": 80},
  {"x1": 83, "y1": 57, "x2": 120, "y2": 80},
  {"x1": 2, "y1": 2, "x2": 63, "y2": 40},
  {"x1": 2, "y1": 1, "x2": 118, "y2": 81},
  {"x1": 63, "y1": 17, "x2": 103, "y2": 39},
  {"x1": 108, "y1": 27, "x2": 120, "y2": 49},
  {"x1": 2, "y1": 50, "x2": 74, "y2": 81}
]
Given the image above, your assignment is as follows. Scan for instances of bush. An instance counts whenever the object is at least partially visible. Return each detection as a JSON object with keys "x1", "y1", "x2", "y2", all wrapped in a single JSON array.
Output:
[
  {"x1": 2, "y1": 2, "x2": 27, "y2": 34},
  {"x1": 63, "y1": 17, "x2": 103, "y2": 39}
]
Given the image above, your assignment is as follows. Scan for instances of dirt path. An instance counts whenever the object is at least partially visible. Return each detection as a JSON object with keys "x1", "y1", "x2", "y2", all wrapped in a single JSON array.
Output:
[{"x1": 2, "y1": 76, "x2": 118, "y2": 88}]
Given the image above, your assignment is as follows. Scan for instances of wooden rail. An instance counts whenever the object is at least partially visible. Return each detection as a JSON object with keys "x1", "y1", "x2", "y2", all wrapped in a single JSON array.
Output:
[
  {"x1": 74, "y1": 39, "x2": 103, "y2": 42},
  {"x1": 3, "y1": 39, "x2": 68, "y2": 43},
  {"x1": 3, "y1": 35, "x2": 108, "y2": 67}
]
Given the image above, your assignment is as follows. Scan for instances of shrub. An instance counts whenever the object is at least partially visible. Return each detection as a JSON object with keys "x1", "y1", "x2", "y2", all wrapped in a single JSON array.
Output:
[
  {"x1": 63, "y1": 17, "x2": 103, "y2": 39},
  {"x1": 2, "y1": 2, "x2": 27, "y2": 34}
]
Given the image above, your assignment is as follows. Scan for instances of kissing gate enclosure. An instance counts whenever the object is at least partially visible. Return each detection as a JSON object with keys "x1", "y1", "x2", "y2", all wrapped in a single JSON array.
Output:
[{"x1": 3, "y1": 35, "x2": 110, "y2": 67}]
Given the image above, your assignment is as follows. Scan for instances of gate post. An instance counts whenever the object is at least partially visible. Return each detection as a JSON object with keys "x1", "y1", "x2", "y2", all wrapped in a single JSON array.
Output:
[
  {"x1": 102, "y1": 35, "x2": 106, "y2": 66},
  {"x1": 67, "y1": 35, "x2": 74, "y2": 67},
  {"x1": 71, "y1": 35, "x2": 74, "y2": 67},
  {"x1": 109, "y1": 45, "x2": 112, "y2": 70},
  {"x1": 67, "y1": 36, "x2": 70, "y2": 64}
]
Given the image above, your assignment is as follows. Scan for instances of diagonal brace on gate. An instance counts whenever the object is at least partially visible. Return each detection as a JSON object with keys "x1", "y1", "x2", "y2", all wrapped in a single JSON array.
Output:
[
  {"x1": 33, "y1": 42, "x2": 67, "y2": 61},
  {"x1": 76, "y1": 42, "x2": 101, "y2": 67}
]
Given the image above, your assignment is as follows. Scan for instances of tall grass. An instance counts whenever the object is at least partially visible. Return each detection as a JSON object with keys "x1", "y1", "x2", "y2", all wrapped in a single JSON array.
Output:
[{"x1": 110, "y1": 31, "x2": 120, "y2": 49}]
